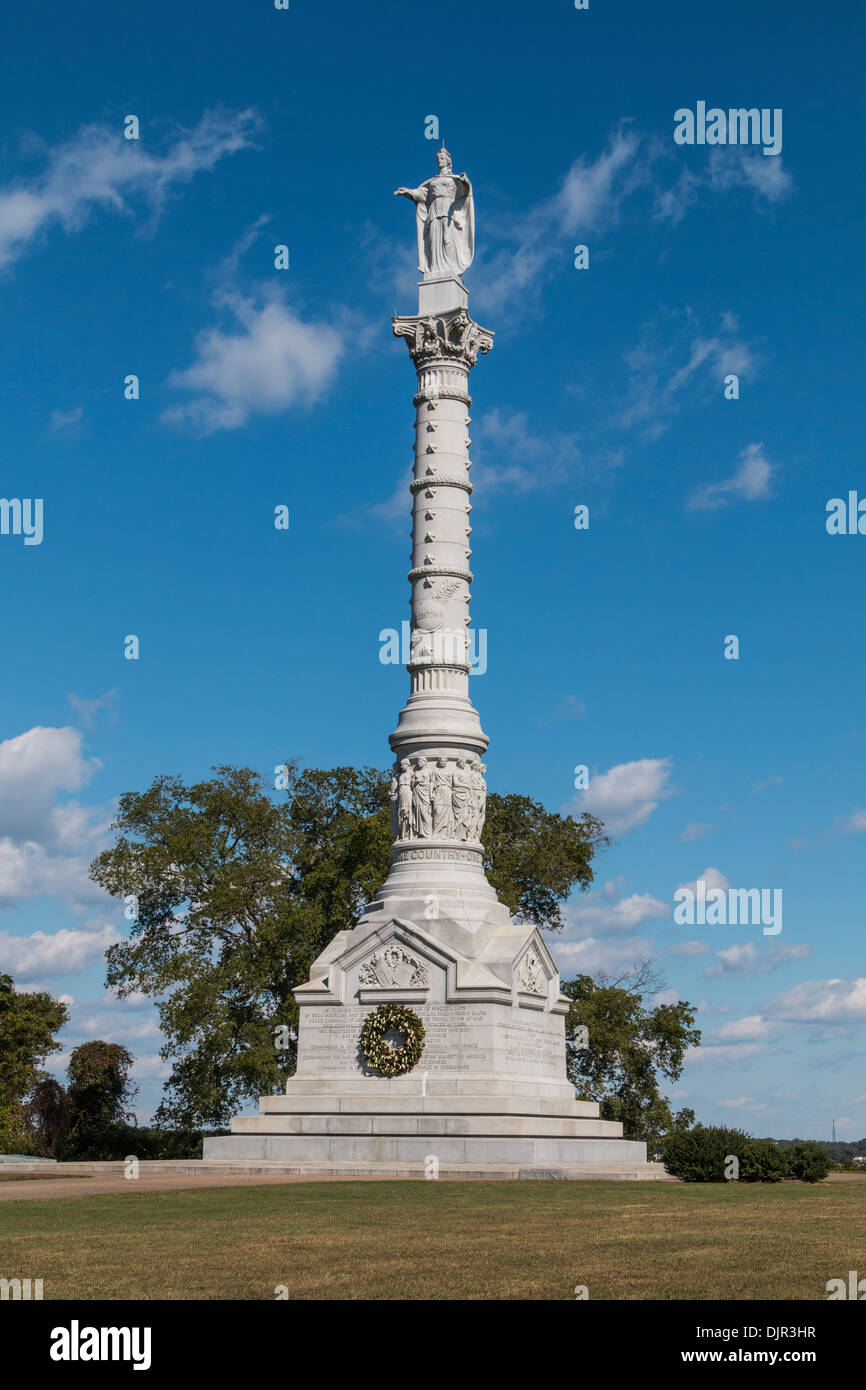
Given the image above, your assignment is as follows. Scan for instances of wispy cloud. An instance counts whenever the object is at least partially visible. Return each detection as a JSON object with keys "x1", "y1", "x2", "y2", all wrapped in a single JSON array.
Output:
[
  {"x1": 68, "y1": 689, "x2": 118, "y2": 730},
  {"x1": 0, "y1": 108, "x2": 261, "y2": 270},
  {"x1": 703, "y1": 941, "x2": 812, "y2": 980},
  {"x1": 473, "y1": 127, "x2": 644, "y2": 317},
  {"x1": 472, "y1": 408, "x2": 582, "y2": 493},
  {"x1": 679, "y1": 821, "x2": 713, "y2": 843},
  {"x1": 654, "y1": 147, "x2": 794, "y2": 224},
  {"x1": 687, "y1": 442, "x2": 774, "y2": 511},
  {"x1": 617, "y1": 311, "x2": 759, "y2": 440},
  {"x1": 47, "y1": 406, "x2": 83, "y2": 436},
  {"x1": 468, "y1": 127, "x2": 792, "y2": 319}
]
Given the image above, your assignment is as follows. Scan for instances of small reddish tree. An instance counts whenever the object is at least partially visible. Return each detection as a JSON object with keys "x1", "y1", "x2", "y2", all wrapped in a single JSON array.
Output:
[
  {"x1": 66, "y1": 1041, "x2": 138, "y2": 1155},
  {"x1": 28, "y1": 1076, "x2": 71, "y2": 1158}
]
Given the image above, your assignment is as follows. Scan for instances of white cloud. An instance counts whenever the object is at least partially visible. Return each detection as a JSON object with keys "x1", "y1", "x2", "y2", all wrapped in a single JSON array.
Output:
[
  {"x1": 676, "y1": 866, "x2": 730, "y2": 899},
  {"x1": 708, "y1": 148, "x2": 794, "y2": 203},
  {"x1": 837, "y1": 809, "x2": 866, "y2": 834},
  {"x1": 764, "y1": 978, "x2": 866, "y2": 1024},
  {"x1": 714, "y1": 1014, "x2": 775, "y2": 1041},
  {"x1": 164, "y1": 289, "x2": 344, "y2": 433},
  {"x1": 703, "y1": 941, "x2": 811, "y2": 979},
  {"x1": 0, "y1": 726, "x2": 111, "y2": 909},
  {"x1": 0, "y1": 726, "x2": 101, "y2": 846},
  {"x1": 687, "y1": 442, "x2": 774, "y2": 511},
  {"x1": 552, "y1": 934, "x2": 656, "y2": 977},
  {"x1": 667, "y1": 940, "x2": 711, "y2": 958},
  {"x1": 567, "y1": 890, "x2": 668, "y2": 937},
  {"x1": 0, "y1": 923, "x2": 119, "y2": 979},
  {"x1": 685, "y1": 1042, "x2": 769, "y2": 1065},
  {"x1": 570, "y1": 757, "x2": 674, "y2": 835},
  {"x1": 130, "y1": 1055, "x2": 172, "y2": 1080},
  {"x1": 0, "y1": 108, "x2": 260, "y2": 269},
  {"x1": 652, "y1": 987, "x2": 680, "y2": 1006}
]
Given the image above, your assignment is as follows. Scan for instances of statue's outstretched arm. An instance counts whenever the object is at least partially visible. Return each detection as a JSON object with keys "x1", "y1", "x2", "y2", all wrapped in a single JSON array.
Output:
[{"x1": 394, "y1": 185, "x2": 425, "y2": 203}]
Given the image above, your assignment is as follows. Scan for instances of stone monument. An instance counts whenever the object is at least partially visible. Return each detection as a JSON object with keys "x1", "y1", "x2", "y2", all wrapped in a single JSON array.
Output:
[{"x1": 205, "y1": 151, "x2": 649, "y2": 1173}]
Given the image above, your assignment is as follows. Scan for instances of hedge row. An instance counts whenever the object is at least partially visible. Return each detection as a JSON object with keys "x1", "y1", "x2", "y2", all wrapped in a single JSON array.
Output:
[{"x1": 663, "y1": 1126, "x2": 831, "y2": 1182}]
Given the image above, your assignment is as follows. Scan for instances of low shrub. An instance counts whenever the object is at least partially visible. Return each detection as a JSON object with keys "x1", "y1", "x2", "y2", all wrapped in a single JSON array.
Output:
[
  {"x1": 784, "y1": 1141, "x2": 831, "y2": 1183},
  {"x1": 662, "y1": 1124, "x2": 750, "y2": 1181},
  {"x1": 739, "y1": 1138, "x2": 788, "y2": 1183}
]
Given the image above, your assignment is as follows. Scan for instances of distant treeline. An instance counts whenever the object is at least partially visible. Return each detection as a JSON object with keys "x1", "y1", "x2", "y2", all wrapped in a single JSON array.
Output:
[{"x1": 758, "y1": 1137, "x2": 866, "y2": 1163}]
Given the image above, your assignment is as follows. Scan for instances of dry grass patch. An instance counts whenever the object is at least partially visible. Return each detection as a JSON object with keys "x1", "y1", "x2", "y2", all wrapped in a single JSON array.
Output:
[{"x1": 0, "y1": 1179, "x2": 863, "y2": 1300}]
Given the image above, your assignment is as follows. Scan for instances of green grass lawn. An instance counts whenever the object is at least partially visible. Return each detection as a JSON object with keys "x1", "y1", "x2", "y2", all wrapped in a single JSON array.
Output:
[{"x1": 1, "y1": 1180, "x2": 863, "y2": 1300}]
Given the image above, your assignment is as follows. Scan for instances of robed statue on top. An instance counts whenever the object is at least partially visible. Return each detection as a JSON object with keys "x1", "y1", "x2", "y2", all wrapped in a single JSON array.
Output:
[{"x1": 394, "y1": 148, "x2": 475, "y2": 279}]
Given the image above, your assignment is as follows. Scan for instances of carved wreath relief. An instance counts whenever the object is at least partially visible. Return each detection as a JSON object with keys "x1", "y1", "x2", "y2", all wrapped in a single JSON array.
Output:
[{"x1": 389, "y1": 754, "x2": 486, "y2": 843}]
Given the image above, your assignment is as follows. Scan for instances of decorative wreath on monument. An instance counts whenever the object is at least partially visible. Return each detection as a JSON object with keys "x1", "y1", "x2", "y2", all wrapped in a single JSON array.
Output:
[{"x1": 360, "y1": 1003, "x2": 426, "y2": 1077}]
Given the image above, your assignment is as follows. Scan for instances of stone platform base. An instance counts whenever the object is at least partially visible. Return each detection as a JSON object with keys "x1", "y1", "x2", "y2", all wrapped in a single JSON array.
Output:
[{"x1": 204, "y1": 1074, "x2": 649, "y2": 1169}]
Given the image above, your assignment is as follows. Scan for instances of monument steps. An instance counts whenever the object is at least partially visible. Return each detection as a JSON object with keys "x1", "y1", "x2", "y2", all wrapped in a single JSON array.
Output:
[
  {"x1": 259, "y1": 1094, "x2": 602, "y2": 1117},
  {"x1": 204, "y1": 1134, "x2": 650, "y2": 1165},
  {"x1": 227, "y1": 1114, "x2": 625, "y2": 1138}
]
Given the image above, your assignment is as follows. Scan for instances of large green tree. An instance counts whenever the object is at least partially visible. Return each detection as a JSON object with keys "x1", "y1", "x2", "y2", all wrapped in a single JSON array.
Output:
[
  {"x1": 90, "y1": 762, "x2": 608, "y2": 1127},
  {"x1": 0, "y1": 973, "x2": 68, "y2": 1153},
  {"x1": 563, "y1": 960, "x2": 701, "y2": 1149}
]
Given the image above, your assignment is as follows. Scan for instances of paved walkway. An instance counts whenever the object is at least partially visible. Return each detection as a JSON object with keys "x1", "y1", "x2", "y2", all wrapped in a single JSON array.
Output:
[
  {"x1": 0, "y1": 1171, "x2": 368, "y2": 1202},
  {"x1": 0, "y1": 1159, "x2": 675, "y2": 1200}
]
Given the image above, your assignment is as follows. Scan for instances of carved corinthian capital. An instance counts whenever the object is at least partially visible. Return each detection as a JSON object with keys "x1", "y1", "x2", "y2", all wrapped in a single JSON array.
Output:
[{"x1": 393, "y1": 307, "x2": 494, "y2": 371}]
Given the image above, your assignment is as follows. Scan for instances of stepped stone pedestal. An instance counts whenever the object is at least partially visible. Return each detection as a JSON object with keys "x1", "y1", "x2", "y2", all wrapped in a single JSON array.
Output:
[{"x1": 204, "y1": 150, "x2": 650, "y2": 1177}]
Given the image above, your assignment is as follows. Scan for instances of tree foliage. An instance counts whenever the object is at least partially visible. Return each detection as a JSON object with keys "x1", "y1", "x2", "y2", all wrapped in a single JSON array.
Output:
[
  {"x1": 27, "y1": 1077, "x2": 71, "y2": 1159},
  {"x1": 563, "y1": 960, "x2": 701, "y2": 1148},
  {"x1": 0, "y1": 973, "x2": 68, "y2": 1107},
  {"x1": 66, "y1": 1041, "x2": 138, "y2": 1157}
]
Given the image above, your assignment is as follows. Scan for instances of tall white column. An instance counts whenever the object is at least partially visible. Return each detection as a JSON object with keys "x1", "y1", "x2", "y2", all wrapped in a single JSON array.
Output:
[{"x1": 365, "y1": 281, "x2": 509, "y2": 940}]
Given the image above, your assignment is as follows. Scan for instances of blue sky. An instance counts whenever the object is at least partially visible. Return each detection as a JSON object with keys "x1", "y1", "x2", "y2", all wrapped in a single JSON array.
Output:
[{"x1": 1, "y1": 0, "x2": 864, "y2": 1137}]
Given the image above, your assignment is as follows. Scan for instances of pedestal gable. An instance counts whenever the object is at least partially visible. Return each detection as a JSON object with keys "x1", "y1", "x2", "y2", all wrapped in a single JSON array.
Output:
[
  {"x1": 293, "y1": 916, "x2": 513, "y2": 1008},
  {"x1": 512, "y1": 930, "x2": 573, "y2": 1015}
]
